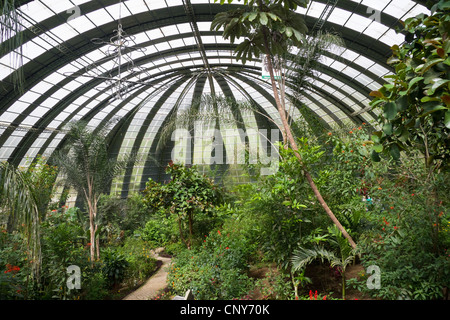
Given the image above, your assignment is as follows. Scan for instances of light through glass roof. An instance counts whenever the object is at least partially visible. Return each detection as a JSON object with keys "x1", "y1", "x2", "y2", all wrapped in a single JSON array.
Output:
[{"x1": 0, "y1": 0, "x2": 430, "y2": 197}]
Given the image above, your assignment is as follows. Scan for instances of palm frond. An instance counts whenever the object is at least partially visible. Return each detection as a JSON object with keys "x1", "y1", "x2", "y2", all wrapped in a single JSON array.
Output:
[
  {"x1": 291, "y1": 245, "x2": 337, "y2": 272},
  {"x1": 0, "y1": 161, "x2": 42, "y2": 281}
]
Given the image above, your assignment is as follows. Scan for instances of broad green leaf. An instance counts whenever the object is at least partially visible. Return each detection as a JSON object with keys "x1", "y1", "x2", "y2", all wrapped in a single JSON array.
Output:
[
  {"x1": 421, "y1": 58, "x2": 445, "y2": 74},
  {"x1": 382, "y1": 123, "x2": 393, "y2": 135},
  {"x1": 407, "y1": 76, "x2": 424, "y2": 92},
  {"x1": 389, "y1": 143, "x2": 400, "y2": 160},
  {"x1": 248, "y1": 12, "x2": 257, "y2": 22},
  {"x1": 371, "y1": 134, "x2": 380, "y2": 144},
  {"x1": 259, "y1": 12, "x2": 268, "y2": 25},
  {"x1": 266, "y1": 12, "x2": 279, "y2": 21},
  {"x1": 422, "y1": 101, "x2": 446, "y2": 115},
  {"x1": 396, "y1": 95, "x2": 408, "y2": 112},
  {"x1": 398, "y1": 128, "x2": 410, "y2": 142},
  {"x1": 428, "y1": 79, "x2": 450, "y2": 95},
  {"x1": 371, "y1": 150, "x2": 381, "y2": 162},
  {"x1": 445, "y1": 111, "x2": 450, "y2": 129},
  {"x1": 387, "y1": 56, "x2": 401, "y2": 64},
  {"x1": 285, "y1": 27, "x2": 293, "y2": 37},
  {"x1": 373, "y1": 144, "x2": 383, "y2": 153},
  {"x1": 383, "y1": 102, "x2": 397, "y2": 120},
  {"x1": 292, "y1": 28, "x2": 304, "y2": 42}
]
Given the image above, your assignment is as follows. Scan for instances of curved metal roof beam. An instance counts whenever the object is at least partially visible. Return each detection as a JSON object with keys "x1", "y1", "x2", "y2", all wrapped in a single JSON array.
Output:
[{"x1": 0, "y1": 0, "x2": 430, "y2": 167}]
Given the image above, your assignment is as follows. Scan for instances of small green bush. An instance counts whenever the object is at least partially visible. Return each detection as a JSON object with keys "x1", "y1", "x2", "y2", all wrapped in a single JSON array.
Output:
[
  {"x1": 101, "y1": 248, "x2": 129, "y2": 288},
  {"x1": 167, "y1": 219, "x2": 256, "y2": 300},
  {"x1": 117, "y1": 237, "x2": 158, "y2": 284}
]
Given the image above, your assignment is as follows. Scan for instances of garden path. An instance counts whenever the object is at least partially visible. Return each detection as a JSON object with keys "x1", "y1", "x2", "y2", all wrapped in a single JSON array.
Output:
[{"x1": 123, "y1": 248, "x2": 171, "y2": 300}]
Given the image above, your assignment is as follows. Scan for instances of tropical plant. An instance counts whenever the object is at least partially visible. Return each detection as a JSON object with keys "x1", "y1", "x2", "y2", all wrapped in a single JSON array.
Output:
[
  {"x1": 0, "y1": 155, "x2": 59, "y2": 282},
  {"x1": 117, "y1": 237, "x2": 157, "y2": 284},
  {"x1": 101, "y1": 248, "x2": 129, "y2": 289},
  {"x1": 142, "y1": 162, "x2": 224, "y2": 249},
  {"x1": 369, "y1": 0, "x2": 450, "y2": 171},
  {"x1": 51, "y1": 120, "x2": 135, "y2": 263},
  {"x1": 291, "y1": 225, "x2": 357, "y2": 299},
  {"x1": 167, "y1": 220, "x2": 256, "y2": 300},
  {"x1": 39, "y1": 208, "x2": 88, "y2": 300},
  {"x1": 212, "y1": 0, "x2": 356, "y2": 248}
]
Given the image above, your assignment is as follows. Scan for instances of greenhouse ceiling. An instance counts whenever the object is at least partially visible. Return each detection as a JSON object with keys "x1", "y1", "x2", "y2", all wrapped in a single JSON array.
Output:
[{"x1": 0, "y1": 0, "x2": 431, "y2": 195}]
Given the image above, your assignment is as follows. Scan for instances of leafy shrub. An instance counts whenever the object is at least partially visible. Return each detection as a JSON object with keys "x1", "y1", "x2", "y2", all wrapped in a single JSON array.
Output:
[
  {"x1": 355, "y1": 154, "x2": 450, "y2": 300},
  {"x1": 101, "y1": 248, "x2": 128, "y2": 288},
  {"x1": 140, "y1": 215, "x2": 174, "y2": 247},
  {"x1": 254, "y1": 269, "x2": 293, "y2": 300},
  {"x1": 142, "y1": 162, "x2": 224, "y2": 249},
  {"x1": 40, "y1": 208, "x2": 90, "y2": 299},
  {"x1": 97, "y1": 192, "x2": 152, "y2": 239},
  {"x1": 167, "y1": 219, "x2": 256, "y2": 300},
  {"x1": 117, "y1": 237, "x2": 157, "y2": 284}
]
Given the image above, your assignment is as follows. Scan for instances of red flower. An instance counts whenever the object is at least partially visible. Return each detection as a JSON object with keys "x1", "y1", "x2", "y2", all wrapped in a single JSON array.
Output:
[
  {"x1": 309, "y1": 290, "x2": 318, "y2": 300},
  {"x1": 226, "y1": 247, "x2": 229, "y2": 250},
  {"x1": 4, "y1": 264, "x2": 20, "y2": 274},
  {"x1": 217, "y1": 230, "x2": 221, "y2": 236}
]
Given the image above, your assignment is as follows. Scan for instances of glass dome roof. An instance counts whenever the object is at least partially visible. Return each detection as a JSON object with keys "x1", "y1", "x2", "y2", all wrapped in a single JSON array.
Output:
[{"x1": 0, "y1": 0, "x2": 430, "y2": 197}]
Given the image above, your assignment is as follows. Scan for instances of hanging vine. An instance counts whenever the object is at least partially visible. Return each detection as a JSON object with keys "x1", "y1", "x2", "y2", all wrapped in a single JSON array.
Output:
[{"x1": 0, "y1": 0, "x2": 25, "y2": 93}]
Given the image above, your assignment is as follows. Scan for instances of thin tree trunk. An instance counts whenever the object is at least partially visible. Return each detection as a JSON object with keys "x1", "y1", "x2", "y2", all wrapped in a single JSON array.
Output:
[
  {"x1": 178, "y1": 216, "x2": 189, "y2": 249},
  {"x1": 88, "y1": 204, "x2": 95, "y2": 264},
  {"x1": 259, "y1": 23, "x2": 356, "y2": 249},
  {"x1": 86, "y1": 191, "x2": 96, "y2": 264},
  {"x1": 94, "y1": 198, "x2": 100, "y2": 260},
  {"x1": 188, "y1": 211, "x2": 193, "y2": 249}
]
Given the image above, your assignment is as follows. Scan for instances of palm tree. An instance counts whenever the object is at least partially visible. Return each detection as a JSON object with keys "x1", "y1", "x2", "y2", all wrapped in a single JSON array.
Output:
[
  {"x1": 0, "y1": 162, "x2": 42, "y2": 281},
  {"x1": 291, "y1": 225, "x2": 356, "y2": 299},
  {"x1": 211, "y1": 0, "x2": 356, "y2": 248},
  {"x1": 51, "y1": 120, "x2": 135, "y2": 263}
]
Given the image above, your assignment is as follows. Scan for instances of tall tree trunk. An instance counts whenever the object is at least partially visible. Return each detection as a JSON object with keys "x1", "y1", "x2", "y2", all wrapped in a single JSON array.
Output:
[
  {"x1": 259, "y1": 24, "x2": 356, "y2": 249},
  {"x1": 94, "y1": 198, "x2": 100, "y2": 260},
  {"x1": 88, "y1": 201, "x2": 96, "y2": 264}
]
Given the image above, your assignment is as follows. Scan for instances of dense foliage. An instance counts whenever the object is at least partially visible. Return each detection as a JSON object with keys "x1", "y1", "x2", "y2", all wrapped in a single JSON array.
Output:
[
  {"x1": 1, "y1": 0, "x2": 449, "y2": 302},
  {"x1": 369, "y1": 1, "x2": 450, "y2": 170}
]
